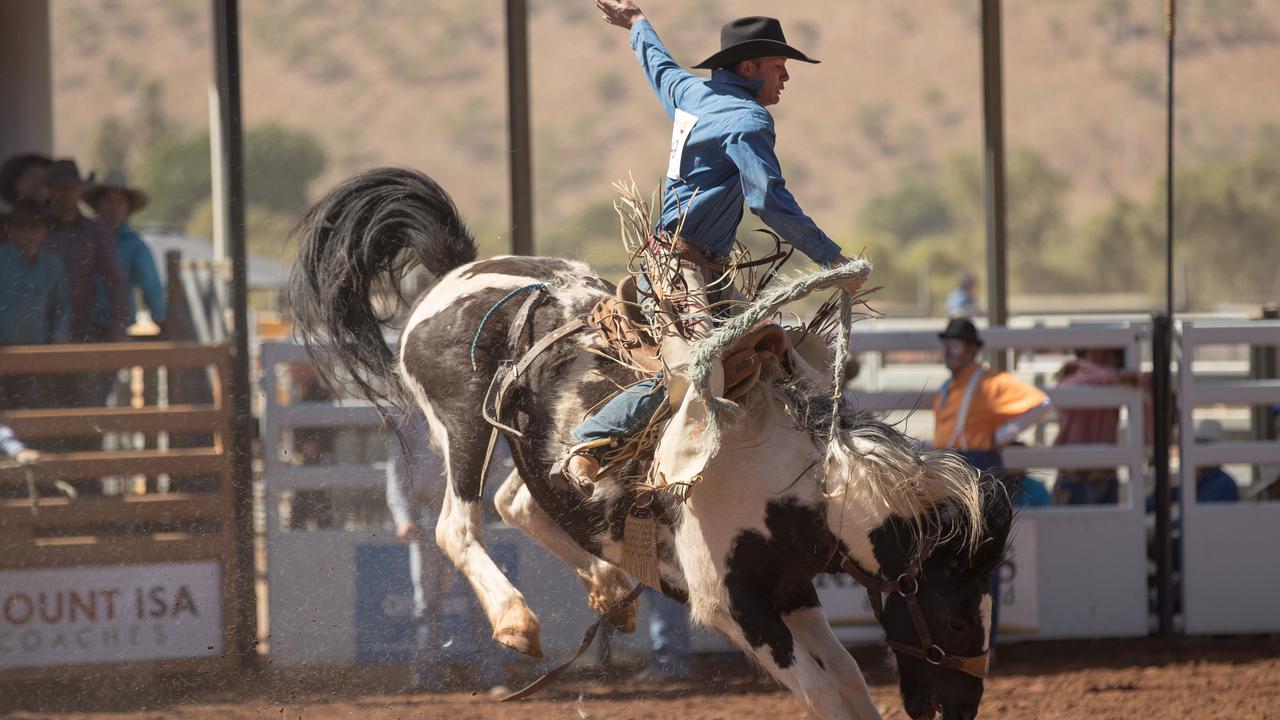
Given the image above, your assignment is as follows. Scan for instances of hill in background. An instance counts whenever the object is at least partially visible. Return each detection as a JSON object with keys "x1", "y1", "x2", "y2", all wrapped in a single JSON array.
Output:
[{"x1": 48, "y1": 0, "x2": 1280, "y2": 311}]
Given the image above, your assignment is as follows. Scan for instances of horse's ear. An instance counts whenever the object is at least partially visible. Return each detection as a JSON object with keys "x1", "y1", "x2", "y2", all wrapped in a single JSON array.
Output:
[{"x1": 971, "y1": 536, "x2": 1006, "y2": 575}]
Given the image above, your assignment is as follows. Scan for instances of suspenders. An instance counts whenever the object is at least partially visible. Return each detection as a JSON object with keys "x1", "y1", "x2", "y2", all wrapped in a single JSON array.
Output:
[{"x1": 944, "y1": 365, "x2": 987, "y2": 450}]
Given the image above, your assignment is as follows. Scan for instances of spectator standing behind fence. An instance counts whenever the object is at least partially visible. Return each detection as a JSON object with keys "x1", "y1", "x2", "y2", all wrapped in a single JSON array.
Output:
[
  {"x1": 386, "y1": 423, "x2": 512, "y2": 694},
  {"x1": 945, "y1": 273, "x2": 983, "y2": 318},
  {"x1": 933, "y1": 318, "x2": 1051, "y2": 475},
  {"x1": 85, "y1": 170, "x2": 166, "y2": 333},
  {"x1": 0, "y1": 423, "x2": 43, "y2": 500},
  {"x1": 42, "y1": 159, "x2": 129, "y2": 344},
  {"x1": 0, "y1": 153, "x2": 52, "y2": 243},
  {"x1": 933, "y1": 318, "x2": 1050, "y2": 649},
  {"x1": 0, "y1": 200, "x2": 69, "y2": 408},
  {"x1": 0, "y1": 424, "x2": 41, "y2": 466},
  {"x1": 1051, "y1": 349, "x2": 1140, "y2": 505}
]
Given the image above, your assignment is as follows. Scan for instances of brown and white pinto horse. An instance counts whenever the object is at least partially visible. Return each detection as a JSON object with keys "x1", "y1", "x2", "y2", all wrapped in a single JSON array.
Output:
[{"x1": 288, "y1": 168, "x2": 1011, "y2": 720}]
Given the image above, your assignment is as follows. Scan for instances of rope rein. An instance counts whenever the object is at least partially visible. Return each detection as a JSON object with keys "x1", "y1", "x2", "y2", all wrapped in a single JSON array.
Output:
[{"x1": 470, "y1": 283, "x2": 548, "y2": 370}]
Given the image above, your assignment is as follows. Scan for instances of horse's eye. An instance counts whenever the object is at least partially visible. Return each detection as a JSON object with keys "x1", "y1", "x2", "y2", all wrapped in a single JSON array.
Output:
[{"x1": 947, "y1": 617, "x2": 970, "y2": 633}]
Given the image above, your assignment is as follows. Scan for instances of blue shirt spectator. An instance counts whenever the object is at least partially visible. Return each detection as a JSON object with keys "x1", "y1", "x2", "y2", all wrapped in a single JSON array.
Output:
[
  {"x1": 0, "y1": 423, "x2": 28, "y2": 458},
  {"x1": 1011, "y1": 474, "x2": 1052, "y2": 508},
  {"x1": 0, "y1": 209, "x2": 70, "y2": 346},
  {"x1": 945, "y1": 274, "x2": 981, "y2": 318},
  {"x1": 90, "y1": 222, "x2": 167, "y2": 328}
]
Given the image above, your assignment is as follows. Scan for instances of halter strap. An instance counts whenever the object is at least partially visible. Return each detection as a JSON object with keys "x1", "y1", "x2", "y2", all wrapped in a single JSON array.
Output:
[{"x1": 840, "y1": 547, "x2": 990, "y2": 680}]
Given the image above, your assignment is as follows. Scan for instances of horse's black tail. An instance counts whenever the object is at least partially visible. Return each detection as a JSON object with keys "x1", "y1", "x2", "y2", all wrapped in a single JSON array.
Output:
[{"x1": 287, "y1": 167, "x2": 477, "y2": 414}]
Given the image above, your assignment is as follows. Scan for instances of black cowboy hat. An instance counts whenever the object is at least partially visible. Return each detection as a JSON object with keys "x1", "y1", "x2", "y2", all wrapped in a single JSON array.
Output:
[
  {"x1": 4, "y1": 197, "x2": 50, "y2": 228},
  {"x1": 938, "y1": 317, "x2": 984, "y2": 347},
  {"x1": 0, "y1": 153, "x2": 52, "y2": 204},
  {"x1": 47, "y1": 158, "x2": 94, "y2": 187},
  {"x1": 692, "y1": 16, "x2": 820, "y2": 70}
]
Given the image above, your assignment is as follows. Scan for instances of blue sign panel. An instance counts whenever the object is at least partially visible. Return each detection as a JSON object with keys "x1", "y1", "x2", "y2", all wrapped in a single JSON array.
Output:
[
  {"x1": 354, "y1": 544, "x2": 415, "y2": 663},
  {"x1": 355, "y1": 541, "x2": 519, "y2": 665}
]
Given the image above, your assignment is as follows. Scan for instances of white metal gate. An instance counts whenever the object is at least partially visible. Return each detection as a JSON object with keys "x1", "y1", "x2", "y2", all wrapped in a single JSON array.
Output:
[{"x1": 1177, "y1": 320, "x2": 1280, "y2": 634}]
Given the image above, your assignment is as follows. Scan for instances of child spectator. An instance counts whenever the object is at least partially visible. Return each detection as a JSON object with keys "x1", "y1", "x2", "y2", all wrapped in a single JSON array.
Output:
[
  {"x1": 0, "y1": 423, "x2": 41, "y2": 466},
  {"x1": 85, "y1": 170, "x2": 166, "y2": 331}
]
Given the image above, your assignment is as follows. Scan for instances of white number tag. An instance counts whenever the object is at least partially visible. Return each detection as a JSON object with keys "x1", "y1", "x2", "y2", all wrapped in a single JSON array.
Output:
[{"x1": 667, "y1": 109, "x2": 699, "y2": 180}]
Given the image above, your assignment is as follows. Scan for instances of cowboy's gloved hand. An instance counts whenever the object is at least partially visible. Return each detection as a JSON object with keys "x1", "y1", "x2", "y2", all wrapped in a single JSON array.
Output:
[
  {"x1": 827, "y1": 255, "x2": 868, "y2": 295},
  {"x1": 595, "y1": 0, "x2": 644, "y2": 29},
  {"x1": 16, "y1": 449, "x2": 40, "y2": 465}
]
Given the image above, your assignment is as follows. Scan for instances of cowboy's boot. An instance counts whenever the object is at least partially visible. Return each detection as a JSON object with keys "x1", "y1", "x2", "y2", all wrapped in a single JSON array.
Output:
[{"x1": 549, "y1": 448, "x2": 602, "y2": 497}]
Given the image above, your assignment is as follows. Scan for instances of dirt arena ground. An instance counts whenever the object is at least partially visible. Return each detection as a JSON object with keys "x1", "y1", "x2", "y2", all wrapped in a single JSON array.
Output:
[{"x1": 3, "y1": 637, "x2": 1277, "y2": 719}]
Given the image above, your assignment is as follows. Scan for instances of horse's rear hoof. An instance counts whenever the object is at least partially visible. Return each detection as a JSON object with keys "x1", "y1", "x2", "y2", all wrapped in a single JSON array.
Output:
[
  {"x1": 605, "y1": 602, "x2": 637, "y2": 634},
  {"x1": 494, "y1": 602, "x2": 543, "y2": 658}
]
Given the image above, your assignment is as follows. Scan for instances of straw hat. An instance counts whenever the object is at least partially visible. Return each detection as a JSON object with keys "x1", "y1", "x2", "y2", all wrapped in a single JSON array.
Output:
[{"x1": 83, "y1": 169, "x2": 149, "y2": 213}]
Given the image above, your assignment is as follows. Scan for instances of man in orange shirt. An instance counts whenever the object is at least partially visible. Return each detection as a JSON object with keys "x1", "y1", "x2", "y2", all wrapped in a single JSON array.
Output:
[
  {"x1": 933, "y1": 318, "x2": 1051, "y2": 475},
  {"x1": 934, "y1": 317, "x2": 1050, "y2": 650}
]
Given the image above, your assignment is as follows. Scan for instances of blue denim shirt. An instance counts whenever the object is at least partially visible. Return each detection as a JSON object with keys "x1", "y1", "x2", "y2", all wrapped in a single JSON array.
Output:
[
  {"x1": 91, "y1": 222, "x2": 167, "y2": 327},
  {"x1": 0, "y1": 243, "x2": 70, "y2": 345},
  {"x1": 630, "y1": 19, "x2": 842, "y2": 265}
]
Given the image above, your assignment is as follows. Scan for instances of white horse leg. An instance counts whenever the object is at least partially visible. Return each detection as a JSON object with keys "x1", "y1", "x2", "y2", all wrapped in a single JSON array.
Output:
[
  {"x1": 493, "y1": 470, "x2": 638, "y2": 631},
  {"x1": 435, "y1": 481, "x2": 542, "y2": 657},
  {"x1": 783, "y1": 606, "x2": 883, "y2": 720},
  {"x1": 423, "y1": 400, "x2": 542, "y2": 658}
]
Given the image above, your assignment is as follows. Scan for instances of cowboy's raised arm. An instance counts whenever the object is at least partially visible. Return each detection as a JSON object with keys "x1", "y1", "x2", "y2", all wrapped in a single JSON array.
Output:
[{"x1": 596, "y1": 0, "x2": 695, "y2": 119}]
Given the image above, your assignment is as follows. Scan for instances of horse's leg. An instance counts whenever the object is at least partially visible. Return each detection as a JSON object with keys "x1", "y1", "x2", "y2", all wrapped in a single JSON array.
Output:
[
  {"x1": 493, "y1": 469, "x2": 638, "y2": 632},
  {"x1": 783, "y1": 606, "x2": 883, "y2": 719},
  {"x1": 427, "y1": 409, "x2": 543, "y2": 658},
  {"x1": 697, "y1": 606, "x2": 865, "y2": 720}
]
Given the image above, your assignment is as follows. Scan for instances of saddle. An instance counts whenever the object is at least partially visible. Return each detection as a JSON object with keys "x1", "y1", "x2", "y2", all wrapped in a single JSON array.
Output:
[{"x1": 586, "y1": 275, "x2": 791, "y2": 400}]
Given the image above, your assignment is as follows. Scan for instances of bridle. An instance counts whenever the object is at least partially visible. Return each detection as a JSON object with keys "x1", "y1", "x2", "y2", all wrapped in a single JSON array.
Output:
[{"x1": 840, "y1": 542, "x2": 990, "y2": 680}]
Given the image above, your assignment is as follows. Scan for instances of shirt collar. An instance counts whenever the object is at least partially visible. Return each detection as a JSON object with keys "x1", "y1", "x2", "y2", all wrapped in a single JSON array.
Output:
[{"x1": 709, "y1": 69, "x2": 764, "y2": 100}]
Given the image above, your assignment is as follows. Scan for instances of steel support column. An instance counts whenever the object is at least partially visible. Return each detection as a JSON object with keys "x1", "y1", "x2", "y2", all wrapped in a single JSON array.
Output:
[
  {"x1": 980, "y1": 0, "x2": 1009, "y2": 369},
  {"x1": 211, "y1": 0, "x2": 257, "y2": 668},
  {"x1": 505, "y1": 0, "x2": 534, "y2": 255}
]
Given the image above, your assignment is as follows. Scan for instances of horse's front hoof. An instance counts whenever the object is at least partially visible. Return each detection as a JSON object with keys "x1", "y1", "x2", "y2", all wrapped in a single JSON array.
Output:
[{"x1": 493, "y1": 601, "x2": 543, "y2": 658}]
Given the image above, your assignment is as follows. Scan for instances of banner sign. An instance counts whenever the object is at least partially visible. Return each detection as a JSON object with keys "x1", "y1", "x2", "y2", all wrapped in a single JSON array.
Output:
[{"x1": 0, "y1": 562, "x2": 223, "y2": 668}]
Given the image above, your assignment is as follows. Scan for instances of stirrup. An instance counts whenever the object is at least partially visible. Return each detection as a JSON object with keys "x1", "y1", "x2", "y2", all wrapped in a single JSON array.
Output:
[{"x1": 549, "y1": 440, "x2": 610, "y2": 497}]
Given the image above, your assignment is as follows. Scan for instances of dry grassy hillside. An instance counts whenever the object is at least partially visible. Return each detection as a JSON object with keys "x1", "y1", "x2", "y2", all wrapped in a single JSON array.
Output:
[{"x1": 49, "y1": 0, "x2": 1280, "y2": 269}]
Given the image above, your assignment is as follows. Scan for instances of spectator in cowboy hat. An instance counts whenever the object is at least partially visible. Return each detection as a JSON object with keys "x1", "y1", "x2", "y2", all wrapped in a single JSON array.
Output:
[
  {"x1": 86, "y1": 169, "x2": 167, "y2": 330},
  {"x1": 0, "y1": 199, "x2": 69, "y2": 408},
  {"x1": 42, "y1": 159, "x2": 129, "y2": 343},
  {"x1": 0, "y1": 153, "x2": 52, "y2": 244},
  {"x1": 0, "y1": 153, "x2": 52, "y2": 209},
  {"x1": 932, "y1": 317, "x2": 1052, "y2": 475},
  {"x1": 932, "y1": 317, "x2": 1051, "y2": 648}
]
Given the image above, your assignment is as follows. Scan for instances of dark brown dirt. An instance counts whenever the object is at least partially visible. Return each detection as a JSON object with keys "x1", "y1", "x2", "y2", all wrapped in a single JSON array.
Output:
[{"x1": 3, "y1": 637, "x2": 1278, "y2": 719}]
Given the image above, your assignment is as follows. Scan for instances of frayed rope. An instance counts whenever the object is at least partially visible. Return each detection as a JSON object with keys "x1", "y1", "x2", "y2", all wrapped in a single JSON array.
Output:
[{"x1": 686, "y1": 261, "x2": 872, "y2": 447}]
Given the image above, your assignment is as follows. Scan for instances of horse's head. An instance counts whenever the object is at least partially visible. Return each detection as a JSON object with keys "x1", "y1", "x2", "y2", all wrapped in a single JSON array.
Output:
[{"x1": 869, "y1": 478, "x2": 1013, "y2": 720}]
